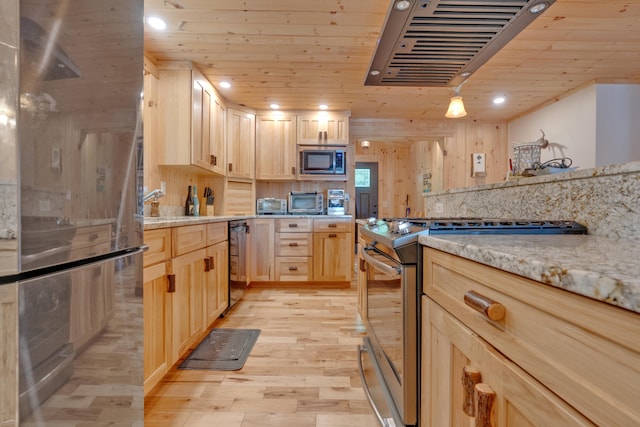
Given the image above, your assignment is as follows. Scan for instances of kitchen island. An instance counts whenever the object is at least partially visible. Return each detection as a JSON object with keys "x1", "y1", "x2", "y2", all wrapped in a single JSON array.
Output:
[{"x1": 419, "y1": 234, "x2": 640, "y2": 427}]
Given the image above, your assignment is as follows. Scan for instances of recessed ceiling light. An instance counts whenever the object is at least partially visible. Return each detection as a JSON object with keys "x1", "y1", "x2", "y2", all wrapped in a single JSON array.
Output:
[
  {"x1": 146, "y1": 16, "x2": 167, "y2": 30},
  {"x1": 319, "y1": 104, "x2": 328, "y2": 110},
  {"x1": 493, "y1": 96, "x2": 506, "y2": 105},
  {"x1": 395, "y1": 0, "x2": 411, "y2": 11},
  {"x1": 369, "y1": 70, "x2": 380, "y2": 76},
  {"x1": 220, "y1": 81, "x2": 231, "y2": 89},
  {"x1": 528, "y1": 2, "x2": 549, "y2": 14},
  {"x1": 270, "y1": 103, "x2": 280, "y2": 110}
]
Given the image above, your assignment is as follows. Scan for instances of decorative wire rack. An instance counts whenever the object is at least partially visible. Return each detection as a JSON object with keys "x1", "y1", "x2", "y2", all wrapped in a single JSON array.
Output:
[{"x1": 512, "y1": 143, "x2": 542, "y2": 175}]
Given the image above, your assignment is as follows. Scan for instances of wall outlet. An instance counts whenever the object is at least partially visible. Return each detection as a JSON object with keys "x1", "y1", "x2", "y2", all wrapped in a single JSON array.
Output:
[
  {"x1": 435, "y1": 202, "x2": 444, "y2": 213},
  {"x1": 472, "y1": 152, "x2": 487, "y2": 177}
]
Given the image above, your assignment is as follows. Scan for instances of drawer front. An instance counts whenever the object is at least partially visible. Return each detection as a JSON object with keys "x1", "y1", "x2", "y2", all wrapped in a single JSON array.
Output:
[
  {"x1": 207, "y1": 222, "x2": 228, "y2": 245},
  {"x1": 423, "y1": 247, "x2": 640, "y2": 427},
  {"x1": 72, "y1": 224, "x2": 112, "y2": 250},
  {"x1": 144, "y1": 228, "x2": 172, "y2": 267},
  {"x1": 172, "y1": 224, "x2": 207, "y2": 256},
  {"x1": 276, "y1": 218, "x2": 313, "y2": 233},
  {"x1": 275, "y1": 257, "x2": 312, "y2": 281},
  {"x1": 313, "y1": 218, "x2": 351, "y2": 232},
  {"x1": 276, "y1": 232, "x2": 312, "y2": 257}
]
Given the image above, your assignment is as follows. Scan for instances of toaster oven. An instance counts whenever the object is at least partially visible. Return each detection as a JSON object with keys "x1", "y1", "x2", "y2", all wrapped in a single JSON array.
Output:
[
  {"x1": 257, "y1": 198, "x2": 287, "y2": 215},
  {"x1": 288, "y1": 192, "x2": 324, "y2": 214}
]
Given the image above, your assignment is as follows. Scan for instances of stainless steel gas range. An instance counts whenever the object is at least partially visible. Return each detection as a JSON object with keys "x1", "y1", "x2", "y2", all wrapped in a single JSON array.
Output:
[{"x1": 357, "y1": 218, "x2": 587, "y2": 427}]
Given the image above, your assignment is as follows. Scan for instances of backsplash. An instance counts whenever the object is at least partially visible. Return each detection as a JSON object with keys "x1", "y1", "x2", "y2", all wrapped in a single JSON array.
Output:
[{"x1": 424, "y1": 161, "x2": 640, "y2": 239}]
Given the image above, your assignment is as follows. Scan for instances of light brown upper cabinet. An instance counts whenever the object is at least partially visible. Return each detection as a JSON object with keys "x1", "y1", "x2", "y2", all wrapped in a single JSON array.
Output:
[
  {"x1": 226, "y1": 107, "x2": 255, "y2": 179},
  {"x1": 297, "y1": 112, "x2": 349, "y2": 145},
  {"x1": 156, "y1": 61, "x2": 226, "y2": 176},
  {"x1": 255, "y1": 113, "x2": 297, "y2": 180}
]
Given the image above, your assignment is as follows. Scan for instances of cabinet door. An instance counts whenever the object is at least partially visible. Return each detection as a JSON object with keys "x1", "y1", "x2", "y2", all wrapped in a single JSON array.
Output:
[
  {"x1": 356, "y1": 233, "x2": 367, "y2": 321},
  {"x1": 255, "y1": 114, "x2": 297, "y2": 180},
  {"x1": 143, "y1": 262, "x2": 170, "y2": 395},
  {"x1": 227, "y1": 108, "x2": 255, "y2": 179},
  {"x1": 313, "y1": 231, "x2": 352, "y2": 282},
  {"x1": 69, "y1": 261, "x2": 114, "y2": 352},
  {"x1": 209, "y1": 91, "x2": 226, "y2": 175},
  {"x1": 0, "y1": 284, "x2": 17, "y2": 425},
  {"x1": 421, "y1": 297, "x2": 595, "y2": 427},
  {"x1": 249, "y1": 218, "x2": 275, "y2": 281},
  {"x1": 297, "y1": 112, "x2": 349, "y2": 145},
  {"x1": 205, "y1": 240, "x2": 229, "y2": 324},
  {"x1": 191, "y1": 78, "x2": 211, "y2": 171},
  {"x1": 169, "y1": 248, "x2": 206, "y2": 364}
]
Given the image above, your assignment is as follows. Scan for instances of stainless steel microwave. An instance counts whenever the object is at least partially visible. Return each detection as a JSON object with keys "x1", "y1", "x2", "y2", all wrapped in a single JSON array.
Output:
[{"x1": 298, "y1": 146, "x2": 346, "y2": 175}]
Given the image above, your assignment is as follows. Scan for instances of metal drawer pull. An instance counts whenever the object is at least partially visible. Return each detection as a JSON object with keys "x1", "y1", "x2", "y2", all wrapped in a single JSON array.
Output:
[
  {"x1": 359, "y1": 258, "x2": 366, "y2": 272},
  {"x1": 464, "y1": 290, "x2": 505, "y2": 321},
  {"x1": 289, "y1": 242, "x2": 298, "y2": 247},
  {"x1": 328, "y1": 223, "x2": 337, "y2": 228},
  {"x1": 205, "y1": 257, "x2": 212, "y2": 271},
  {"x1": 167, "y1": 274, "x2": 176, "y2": 293},
  {"x1": 462, "y1": 366, "x2": 482, "y2": 417},
  {"x1": 328, "y1": 233, "x2": 337, "y2": 238},
  {"x1": 288, "y1": 223, "x2": 298, "y2": 228},
  {"x1": 475, "y1": 383, "x2": 496, "y2": 427},
  {"x1": 288, "y1": 266, "x2": 298, "y2": 271}
]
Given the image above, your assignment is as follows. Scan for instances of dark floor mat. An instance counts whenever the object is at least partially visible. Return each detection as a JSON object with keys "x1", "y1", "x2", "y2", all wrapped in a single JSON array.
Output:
[{"x1": 179, "y1": 328, "x2": 260, "y2": 371}]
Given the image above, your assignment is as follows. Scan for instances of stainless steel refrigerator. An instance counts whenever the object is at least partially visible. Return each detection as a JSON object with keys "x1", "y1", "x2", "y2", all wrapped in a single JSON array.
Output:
[{"x1": 13, "y1": 0, "x2": 144, "y2": 423}]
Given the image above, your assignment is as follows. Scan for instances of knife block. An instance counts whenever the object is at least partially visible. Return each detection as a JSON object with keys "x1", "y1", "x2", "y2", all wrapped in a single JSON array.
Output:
[{"x1": 205, "y1": 205, "x2": 214, "y2": 216}]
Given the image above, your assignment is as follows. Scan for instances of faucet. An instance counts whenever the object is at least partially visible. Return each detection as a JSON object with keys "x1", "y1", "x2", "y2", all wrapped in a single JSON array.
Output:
[{"x1": 143, "y1": 189, "x2": 165, "y2": 203}]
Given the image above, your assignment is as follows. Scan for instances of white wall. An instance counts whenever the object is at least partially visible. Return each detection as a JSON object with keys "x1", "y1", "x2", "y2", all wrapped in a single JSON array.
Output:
[
  {"x1": 509, "y1": 83, "x2": 640, "y2": 170},
  {"x1": 508, "y1": 86, "x2": 597, "y2": 169},
  {"x1": 596, "y1": 84, "x2": 640, "y2": 167}
]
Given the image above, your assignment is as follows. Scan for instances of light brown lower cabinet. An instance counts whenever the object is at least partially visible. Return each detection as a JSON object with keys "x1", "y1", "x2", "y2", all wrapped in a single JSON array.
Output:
[
  {"x1": 205, "y1": 240, "x2": 229, "y2": 324},
  {"x1": 143, "y1": 223, "x2": 229, "y2": 395},
  {"x1": 69, "y1": 258, "x2": 115, "y2": 353},
  {"x1": 249, "y1": 218, "x2": 275, "y2": 281},
  {"x1": 0, "y1": 283, "x2": 18, "y2": 426},
  {"x1": 421, "y1": 247, "x2": 640, "y2": 427},
  {"x1": 313, "y1": 231, "x2": 351, "y2": 281},
  {"x1": 143, "y1": 261, "x2": 170, "y2": 395},
  {"x1": 250, "y1": 217, "x2": 352, "y2": 285},
  {"x1": 169, "y1": 248, "x2": 206, "y2": 364},
  {"x1": 422, "y1": 297, "x2": 594, "y2": 427}
]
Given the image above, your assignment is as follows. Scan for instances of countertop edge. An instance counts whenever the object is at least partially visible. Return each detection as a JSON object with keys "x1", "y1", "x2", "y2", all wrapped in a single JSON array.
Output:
[
  {"x1": 420, "y1": 234, "x2": 640, "y2": 314},
  {"x1": 143, "y1": 214, "x2": 353, "y2": 230}
]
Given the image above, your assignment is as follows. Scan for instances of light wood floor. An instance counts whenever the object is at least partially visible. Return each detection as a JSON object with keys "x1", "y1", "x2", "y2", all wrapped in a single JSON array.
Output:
[{"x1": 144, "y1": 285, "x2": 378, "y2": 427}]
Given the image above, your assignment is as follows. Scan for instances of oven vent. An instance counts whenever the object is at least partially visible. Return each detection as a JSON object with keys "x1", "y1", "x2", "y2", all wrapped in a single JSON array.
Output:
[{"x1": 365, "y1": 0, "x2": 555, "y2": 87}]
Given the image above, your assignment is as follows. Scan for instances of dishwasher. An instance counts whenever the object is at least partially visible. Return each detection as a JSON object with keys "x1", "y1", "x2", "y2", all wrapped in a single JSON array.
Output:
[{"x1": 227, "y1": 220, "x2": 248, "y2": 315}]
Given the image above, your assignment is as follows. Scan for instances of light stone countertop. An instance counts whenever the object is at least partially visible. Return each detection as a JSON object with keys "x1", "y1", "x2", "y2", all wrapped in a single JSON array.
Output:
[
  {"x1": 143, "y1": 214, "x2": 353, "y2": 230},
  {"x1": 420, "y1": 234, "x2": 640, "y2": 314}
]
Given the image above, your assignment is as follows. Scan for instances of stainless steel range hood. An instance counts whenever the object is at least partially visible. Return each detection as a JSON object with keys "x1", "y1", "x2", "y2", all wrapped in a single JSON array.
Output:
[
  {"x1": 365, "y1": 0, "x2": 555, "y2": 87},
  {"x1": 20, "y1": 17, "x2": 81, "y2": 81}
]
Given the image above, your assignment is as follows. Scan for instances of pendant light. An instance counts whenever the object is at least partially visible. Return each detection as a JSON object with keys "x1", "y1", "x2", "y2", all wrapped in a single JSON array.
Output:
[{"x1": 445, "y1": 84, "x2": 467, "y2": 118}]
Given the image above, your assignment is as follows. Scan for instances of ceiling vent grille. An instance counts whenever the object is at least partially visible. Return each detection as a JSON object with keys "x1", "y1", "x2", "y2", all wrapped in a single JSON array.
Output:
[{"x1": 365, "y1": 0, "x2": 555, "y2": 87}]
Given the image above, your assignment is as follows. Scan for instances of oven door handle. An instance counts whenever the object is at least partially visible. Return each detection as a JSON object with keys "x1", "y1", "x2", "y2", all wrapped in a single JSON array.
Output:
[{"x1": 361, "y1": 247, "x2": 401, "y2": 276}]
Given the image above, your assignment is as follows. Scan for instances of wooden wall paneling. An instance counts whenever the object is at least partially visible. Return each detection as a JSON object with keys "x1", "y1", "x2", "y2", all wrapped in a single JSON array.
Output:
[{"x1": 409, "y1": 138, "x2": 444, "y2": 217}]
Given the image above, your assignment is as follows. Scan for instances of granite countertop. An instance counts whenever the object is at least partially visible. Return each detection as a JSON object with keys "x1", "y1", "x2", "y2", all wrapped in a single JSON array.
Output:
[
  {"x1": 143, "y1": 214, "x2": 353, "y2": 230},
  {"x1": 420, "y1": 234, "x2": 640, "y2": 314}
]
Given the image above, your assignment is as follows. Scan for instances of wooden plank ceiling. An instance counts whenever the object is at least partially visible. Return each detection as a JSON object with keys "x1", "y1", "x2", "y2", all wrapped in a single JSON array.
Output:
[{"x1": 143, "y1": 0, "x2": 640, "y2": 121}]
